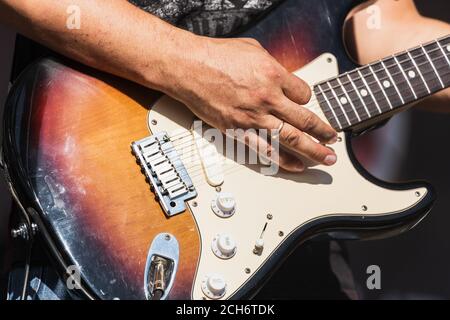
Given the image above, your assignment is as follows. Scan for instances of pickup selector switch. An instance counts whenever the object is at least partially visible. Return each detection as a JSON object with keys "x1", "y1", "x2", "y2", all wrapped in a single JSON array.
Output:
[
  {"x1": 211, "y1": 192, "x2": 236, "y2": 218},
  {"x1": 211, "y1": 233, "x2": 237, "y2": 259},
  {"x1": 201, "y1": 274, "x2": 227, "y2": 299}
]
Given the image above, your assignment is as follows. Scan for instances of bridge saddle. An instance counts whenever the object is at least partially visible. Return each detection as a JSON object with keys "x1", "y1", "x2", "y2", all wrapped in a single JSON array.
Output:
[{"x1": 131, "y1": 132, "x2": 197, "y2": 216}]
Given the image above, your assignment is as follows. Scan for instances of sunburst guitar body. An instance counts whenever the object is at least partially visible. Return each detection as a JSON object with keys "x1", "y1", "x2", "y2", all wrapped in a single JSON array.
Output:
[{"x1": 4, "y1": 0, "x2": 449, "y2": 299}]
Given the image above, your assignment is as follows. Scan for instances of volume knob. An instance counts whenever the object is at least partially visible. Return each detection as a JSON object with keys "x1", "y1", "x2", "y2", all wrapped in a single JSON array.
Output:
[
  {"x1": 202, "y1": 274, "x2": 227, "y2": 299},
  {"x1": 211, "y1": 192, "x2": 236, "y2": 218}
]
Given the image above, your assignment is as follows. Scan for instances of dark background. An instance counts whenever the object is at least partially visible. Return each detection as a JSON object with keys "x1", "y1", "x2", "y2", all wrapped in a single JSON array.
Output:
[{"x1": 1, "y1": 0, "x2": 450, "y2": 299}]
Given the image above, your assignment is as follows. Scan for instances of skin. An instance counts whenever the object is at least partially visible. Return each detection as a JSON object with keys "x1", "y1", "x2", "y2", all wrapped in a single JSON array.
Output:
[{"x1": 0, "y1": 0, "x2": 448, "y2": 170}]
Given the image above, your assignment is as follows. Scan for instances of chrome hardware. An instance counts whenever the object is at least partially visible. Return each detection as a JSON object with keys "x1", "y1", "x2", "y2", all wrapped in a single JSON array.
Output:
[
  {"x1": 11, "y1": 222, "x2": 38, "y2": 241},
  {"x1": 144, "y1": 233, "x2": 179, "y2": 300},
  {"x1": 153, "y1": 259, "x2": 166, "y2": 292},
  {"x1": 132, "y1": 132, "x2": 197, "y2": 216}
]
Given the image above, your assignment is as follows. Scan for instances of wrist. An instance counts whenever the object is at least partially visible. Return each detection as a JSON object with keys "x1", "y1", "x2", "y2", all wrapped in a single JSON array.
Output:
[{"x1": 139, "y1": 26, "x2": 206, "y2": 95}]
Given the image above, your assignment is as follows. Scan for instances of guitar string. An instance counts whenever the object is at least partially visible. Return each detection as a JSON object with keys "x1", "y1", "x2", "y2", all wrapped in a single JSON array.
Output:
[
  {"x1": 312, "y1": 43, "x2": 449, "y2": 99},
  {"x1": 313, "y1": 56, "x2": 450, "y2": 107},
  {"x1": 316, "y1": 65, "x2": 450, "y2": 124},
  {"x1": 305, "y1": 49, "x2": 450, "y2": 114}
]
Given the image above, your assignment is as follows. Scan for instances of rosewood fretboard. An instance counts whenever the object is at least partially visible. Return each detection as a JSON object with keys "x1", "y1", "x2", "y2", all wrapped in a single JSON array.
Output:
[{"x1": 314, "y1": 35, "x2": 450, "y2": 131}]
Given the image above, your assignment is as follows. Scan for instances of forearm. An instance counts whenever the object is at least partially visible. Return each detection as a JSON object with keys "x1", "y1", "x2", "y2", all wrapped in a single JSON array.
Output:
[
  {"x1": 0, "y1": 0, "x2": 198, "y2": 93},
  {"x1": 0, "y1": 0, "x2": 340, "y2": 170},
  {"x1": 347, "y1": 0, "x2": 450, "y2": 111}
]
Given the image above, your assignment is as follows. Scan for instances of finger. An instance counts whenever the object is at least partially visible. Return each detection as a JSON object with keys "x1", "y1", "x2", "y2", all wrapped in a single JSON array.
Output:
[
  {"x1": 282, "y1": 72, "x2": 312, "y2": 105},
  {"x1": 272, "y1": 98, "x2": 337, "y2": 143},
  {"x1": 279, "y1": 122, "x2": 337, "y2": 166},
  {"x1": 238, "y1": 126, "x2": 305, "y2": 172}
]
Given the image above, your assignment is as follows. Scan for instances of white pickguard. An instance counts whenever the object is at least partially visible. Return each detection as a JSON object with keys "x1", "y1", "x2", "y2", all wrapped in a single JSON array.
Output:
[{"x1": 148, "y1": 54, "x2": 427, "y2": 300}]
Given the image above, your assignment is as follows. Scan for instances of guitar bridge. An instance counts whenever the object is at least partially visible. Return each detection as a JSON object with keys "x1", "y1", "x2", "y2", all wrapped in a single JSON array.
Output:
[{"x1": 131, "y1": 132, "x2": 197, "y2": 216}]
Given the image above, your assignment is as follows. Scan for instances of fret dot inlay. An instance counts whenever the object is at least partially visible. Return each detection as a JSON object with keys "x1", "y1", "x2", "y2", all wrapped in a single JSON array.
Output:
[
  {"x1": 447, "y1": 45, "x2": 450, "y2": 52},
  {"x1": 340, "y1": 97, "x2": 348, "y2": 104},
  {"x1": 408, "y1": 70, "x2": 416, "y2": 78},
  {"x1": 383, "y1": 80, "x2": 391, "y2": 88},
  {"x1": 360, "y1": 89, "x2": 368, "y2": 97}
]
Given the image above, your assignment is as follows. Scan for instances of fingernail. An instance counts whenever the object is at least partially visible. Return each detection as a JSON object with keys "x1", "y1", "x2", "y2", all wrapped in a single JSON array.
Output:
[
  {"x1": 327, "y1": 135, "x2": 338, "y2": 144},
  {"x1": 324, "y1": 154, "x2": 337, "y2": 165},
  {"x1": 294, "y1": 163, "x2": 305, "y2": 172}
]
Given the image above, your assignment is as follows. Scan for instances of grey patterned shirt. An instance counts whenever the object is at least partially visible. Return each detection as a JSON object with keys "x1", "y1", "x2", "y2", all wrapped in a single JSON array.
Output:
[{"x1": 128, "y1": 0, "x2": 281, "y2": 36}]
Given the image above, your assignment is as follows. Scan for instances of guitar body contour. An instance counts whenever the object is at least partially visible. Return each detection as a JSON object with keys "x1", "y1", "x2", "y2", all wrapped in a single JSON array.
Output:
[{"x1": 2, "y1": 0, "x2": 435, "y2": 299}]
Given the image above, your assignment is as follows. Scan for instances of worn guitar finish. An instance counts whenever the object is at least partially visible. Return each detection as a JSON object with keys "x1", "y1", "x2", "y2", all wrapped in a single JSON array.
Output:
[{"x1": 2, "y1": 0, "x2": 436, "y2": 299}]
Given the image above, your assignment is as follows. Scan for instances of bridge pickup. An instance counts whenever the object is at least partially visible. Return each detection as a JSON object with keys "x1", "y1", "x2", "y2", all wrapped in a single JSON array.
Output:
[{"x1": 131, "y1": 132, "x2": 197, "y2": 216}]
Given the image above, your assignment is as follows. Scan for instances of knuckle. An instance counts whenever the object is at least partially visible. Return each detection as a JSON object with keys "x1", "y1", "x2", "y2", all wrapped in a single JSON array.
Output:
[
  {"x1": 233, "y1": 107, "x2": 261, "y2": 129},
  {"x1": 282, "y1": 127, "x2": 302, "y2": 148},
  {"x1": 309, "y1": 147, "x2": 325, "y2": 161},
  {"x1": 253, "y1": 87, "x2": 277, "y2": 106},
  {"x1": 302, "y1": 112, "x2": 318, "y2": 131},
  {"x1": 261, "y1": 61, "x2": 282, "y2": 82}
]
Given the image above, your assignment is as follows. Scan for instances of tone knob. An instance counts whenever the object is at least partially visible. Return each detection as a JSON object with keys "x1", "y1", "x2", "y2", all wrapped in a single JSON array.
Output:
[
  {"x1": 211, "y1": 192, "x2": 236, "y2": 218},
  {"x1": 202, "y1": 274, "x2": 227, "y2": 299},
  {"x1": 211, "y1": 233, "x2": 237, "y2": 259}
]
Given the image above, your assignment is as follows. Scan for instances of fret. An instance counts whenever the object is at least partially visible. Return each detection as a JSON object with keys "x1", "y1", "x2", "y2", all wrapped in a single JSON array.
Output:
[
  {"x1": 393, "y1": 55, "x2": 417, "y2": 99},
  {"x1": 383, "y1": 57, "x2": 416, "y2": 104},
  {"x1": 380, "y1": 60, "x2": 405, "y2": 104},
  {"x1": 370, "y1": 62, "x2": 403, "y2": 108},
  {"x1": 421, "y1": 45, "x2": 445, "y2": 88},
  {"x1": 397, "y1": 52, "x2": 430, "y2": 98},
  {"x1": 325, "y1": 82, "x2": 351, "y2": 127},
  {"x1": 368, "y1": 65, "x2": 393, "y2": 110},
  {"x1": 338, "y1": 74, "x2": 370, "y2": 122},
  {"x1": 407, "y1": 51, "x2": 430, "y2": 94},
  {"x1": 360, "y1": 66, "x2": 392, "y2": 113},
  {"x1": 314, "y1": 85, "x2": 342, "y2": 130},
  {"x1": 410, "y1": 47, "x2": 443, "y2": 92},
  {"x1": 329, "y1": 78, "x2": 360, "y2": 123},
  {"x1": 357, "y1": 69, "x2": 382, "y2": 114},
  {"x1": 427, "y1": 42, "x2": 450, "y2": 88},
  {"x1": 313, "y1": 86, "x2": 338, "y2": 129},
  {"x1": 347, "y1": 72, "x2": 373, "y2": 117}
]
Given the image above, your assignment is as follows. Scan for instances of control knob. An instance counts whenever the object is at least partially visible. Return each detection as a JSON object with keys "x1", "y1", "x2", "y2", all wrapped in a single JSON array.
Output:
[
  {"x1": 211, "y1": 233, "x2": 237, "y2": 259},
  {"x1": 211, "y1": 192, "x2": 236, "y2": 218},
  {"x1": 201, "y1": 274, "x2": 227, "y2": 299}
]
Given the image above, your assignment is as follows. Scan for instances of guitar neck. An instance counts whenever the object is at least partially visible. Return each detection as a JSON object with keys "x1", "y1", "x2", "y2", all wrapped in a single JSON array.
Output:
[{"x1": 314, "y1": 35, "x2": 450, "y2": 131}]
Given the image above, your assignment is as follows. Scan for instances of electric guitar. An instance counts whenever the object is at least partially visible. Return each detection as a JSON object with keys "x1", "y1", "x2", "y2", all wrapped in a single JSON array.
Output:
[{"x1": 2, "y1": 0, "x2": 449, "y2": 300}]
